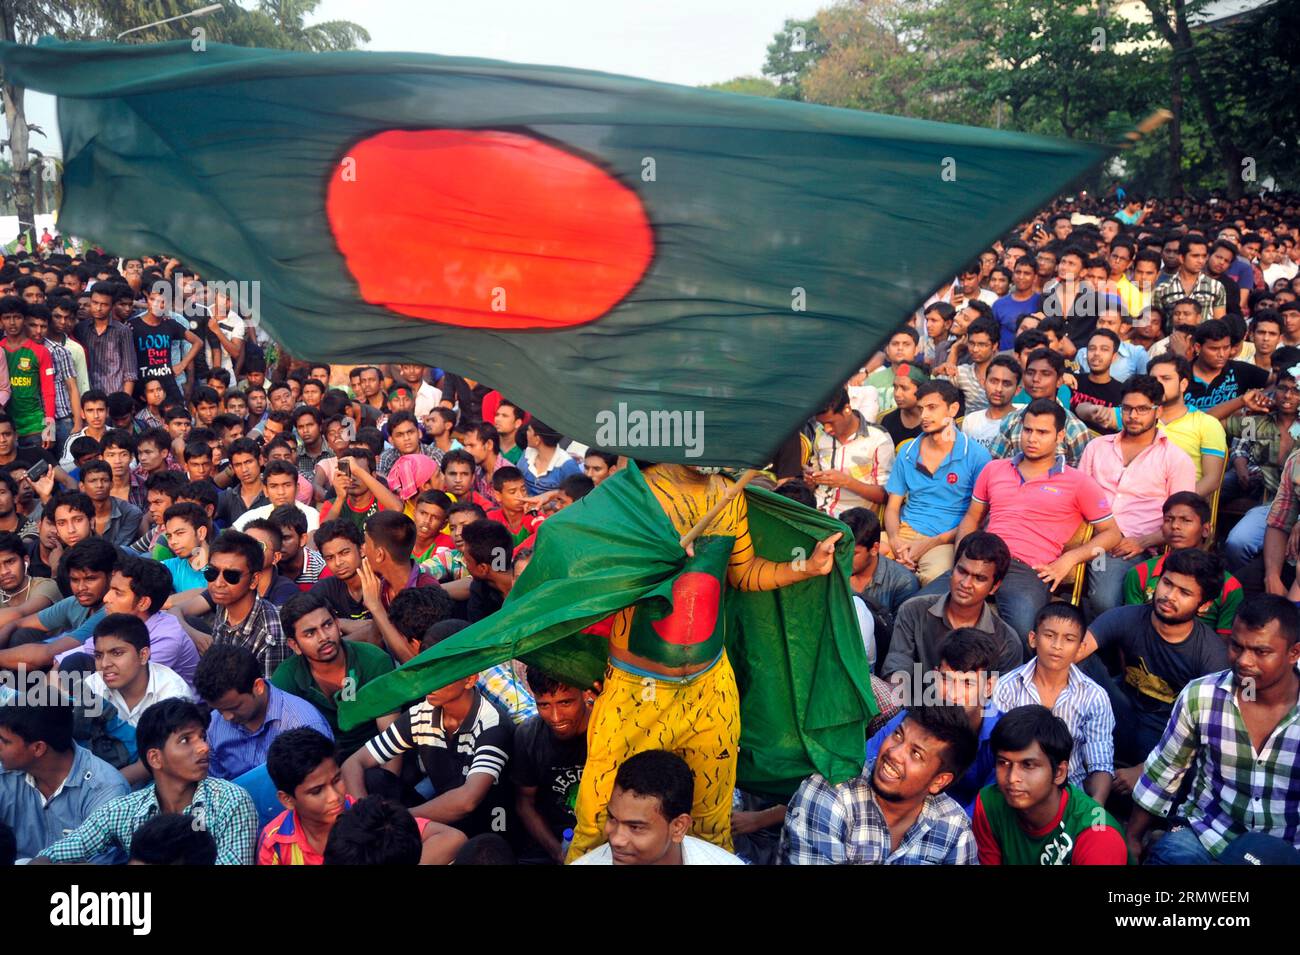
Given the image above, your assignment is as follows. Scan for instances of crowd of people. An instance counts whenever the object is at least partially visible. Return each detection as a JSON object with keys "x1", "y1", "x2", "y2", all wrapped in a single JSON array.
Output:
[{"x1": 1, "y1": 187, "x2": 1299, "y2": 867}]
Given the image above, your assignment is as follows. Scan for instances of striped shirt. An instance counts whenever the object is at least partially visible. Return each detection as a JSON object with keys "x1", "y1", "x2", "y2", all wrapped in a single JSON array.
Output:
[
  {"x1": 780, "y1": 768, "x2": 977, "y2": 865},
  {"x1": 1134, "y1": 669, "x2": 1300, "y2": 856},
  {"x1": 205, "y1": 683, "x2": 335, "y2": 781},
  {"x1": 363, "y1": 690, "x2": 514, "y2": 836},
  {"x1": 73, "y1": 317, "x2": 138, "y2": 393},
  {"x1": 38, "y1": 775, "x2": 259, "y2": 865},
  {"x1": 42, "y1": 337, "x2": 76, "y2": 419},
  {"x1": 993, "y1": 660, "x2": 1115, "y2": 785}
]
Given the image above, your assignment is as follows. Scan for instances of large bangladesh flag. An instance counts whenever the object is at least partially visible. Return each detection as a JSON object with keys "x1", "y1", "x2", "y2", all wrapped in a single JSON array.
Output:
[
  {"x1": 340, "y1": 462, "x2": 874, "y2": 798},
  {"x1": 0, "y1": 39, "x2": 1109, "y2": 465}
]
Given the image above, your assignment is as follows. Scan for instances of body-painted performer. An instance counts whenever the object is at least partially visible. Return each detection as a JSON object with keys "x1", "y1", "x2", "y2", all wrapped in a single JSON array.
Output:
[{"x1": 567, "y1": 462, "x2": 842, "y2": 861}]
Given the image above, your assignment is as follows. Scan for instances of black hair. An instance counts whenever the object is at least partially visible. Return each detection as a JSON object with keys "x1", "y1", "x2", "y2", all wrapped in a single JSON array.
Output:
[
  {"x1": 292, "y1": 405, "x2": 323, "y2": 428},
  {"x1": 420, "y1": 618, "x2": 468, "y2": 652},
  {"x1": 915, "y1": 379, "x2": 960, "y2": 406},
  {"x1": 613, "y1": 749, "x2": 694, "y2": 821},
  {"x1": 183, "y1": 440, "x2": 212, "y2": 462},
  {"x1": 938, "y1": 626, "x2": 1003, "y2": 673},
  {"x1": 136, "y1": 427, "x2": 174, "y2": 454},
  {"x1": 1161, "y1": 547, "x2": 1223, "y2": 606},
  {"x1": 92, "y1": 612, "x2": 151, "y2": 651},
  {"x1": 525, "y1": 665, "x2": 583, "y2": 699},
  {"x1": 79, "y1": 459, "x2": 112, "y2": 482},
  {"x1": 194, "y1": 643, "x2": 262, "y2": 700},
  {"x1": 902, "y1": 702, "x2": 979, "y2": 783},
  {"x1": 447, "y1": 500, "x2": 488, "y2": 522},
  {"x1": 1022, "y1": 396, "x2": 1066, "y2": 432},
  {"x1": 923, "y1": 300, "x2": 957, "y2": 324},
  {"x1": 584, "y1": 449, "x2": 618, "y2": 467},
  {"x1": 1234, "y1": 594, "x2": 1299, "y2": 647},
  {"x1": 100, "y1": 428, "x2": 136, "y2": 455},
  {"x1": 0, "y1": 690, "x2": 74, "y2": 752},
  {"x1": 342, "y1": 443, "x2": 377, "y2": 472},
  {"x1": 468, "y1": 420, "x2": 502, "y2": 455},
  {"x1": 1014, "y1": 330, "x2": 1049, "y2": 353},
  {"x1": 1162, "y1": 490, "x2": 1211, "y2": 525},
  {"x1": 839, "y1": 506, "x2": 882, "y2": 549},
  {"x1": 386, "y1": 409, "x2": 419, "y2": 434},
  {"x1": 415, "y1": 489, "x2": 453, "y2": 512},
  {"x1": 226, "y1": 437, "x2": 261, "y2": 463},
  {"x1": 1032, "y1": 601, "x2": 1085, "y2": 636},
  {"x1": 0, "y1": 529, "x2": 24, "y2": 561},
  {"x1": 163, "y1": 404, "x2": 192, "y2": 423},
  {"x1": 980, "y1": 357, "x2": 1020, "y2": 387},
  {"x1": 280, "y1": 591, "x2": 332, "y2": 640},
  {"x1": 209, "y1": 529, "x2": 264, "y2": 577},
  {"x1": 491, "y1": 464, "x2": 524, "y2": 492},
  {"x1": 315, "y1": 518, "x2": 364, "y2": 551},
  {"x1": 1193, "y1": 318, "x2": 1232, "y2": 346},
  {"x1": 558, "y1": 474, "x2": 594, "y2": 500},
  {"x1": 526, "y1": 418, "x2": 562, "y2": 447},
  {"x1": 453, "y1": 833, "x2": 517, "y2": 865},
  {"x1": 61, "y1": 537, "x2": 118, "y2": 575},
  {"x1": 1120, "y1": 374, "x2": 1165, "y2": 407},
  {"x1": 954, "y1": 530, "x2": 1011, "y2": 582},
  {"x1": 990, "y1": 704, "x2": 1074, "y2": 771},
  {"x1": 266, "y1": 727, "x2": 338, "y2": 796},
  {"x1": 135, "y1": 699, "x2": 207, "y2": 778},
  {"x1": 1251, "y1": 308, "x2": 1283, "y2": 332},
  {"x1": 387, "y1": 586, "x2": 454, "y2": 641},
  {"x1": 162, "y1": 501, "x2": 213, "y2": 538},
  {"x1": 80, "y1": 388, "x2": 108, "y2": 408},
  {"x1": 127, "y1": 813, "x2": 218, "y2": 865},
  {"x1": 114, "y1": 554, "x2": 174, "y2": 615},
  {"x1": 441, "y1": 448, "x2": 475, "y2": 473},
  {"x1": 105, "y1": 392, "x2": 135, "y2": 420},
  {"x1": 1088, "y1": 327, "x2": 1122, "y2": 351},
  {"x1": 178, "y1": 482, "x2": 220, "y2": 517},
  {"x1": 1147, "y1": 352, "x2": 1192, "y2": 383},
  {"x1": 324, "y1": 796, "x2": 422, "y2": 865},
  {"x1": 461, "y1": 519, "x2": 514, "y2": 568},
  {"x1": 263, "y1": 458, "x2": 298, "y2": 483},
  {"x1": 191, "y1": 385, "x2": 221, "y2": 408},
  {"x1": 818, "y1": 388, "x2": 851, "y2": 415},
  {"x1": 267, "y1": 502, "x2": 308, "y2": 536},
  {"x1": 966, "y1": 316, "x2": 1000, "y2": 344}
]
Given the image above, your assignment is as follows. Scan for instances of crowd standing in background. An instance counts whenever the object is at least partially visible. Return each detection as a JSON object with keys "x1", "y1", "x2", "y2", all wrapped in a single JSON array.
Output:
[{"x1": 1, "y1": 188, "x2": 1299, "y2": 866}]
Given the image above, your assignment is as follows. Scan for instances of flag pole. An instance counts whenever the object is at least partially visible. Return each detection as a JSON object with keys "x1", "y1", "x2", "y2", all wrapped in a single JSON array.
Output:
[{"x1": 679, "y1": 468, "x2": 761, "y2": 550}]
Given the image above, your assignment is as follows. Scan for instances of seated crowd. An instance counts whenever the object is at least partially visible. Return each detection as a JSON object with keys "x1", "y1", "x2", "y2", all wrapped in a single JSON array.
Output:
[{"x1": 2, "y1": 192, "x2": 1300, "y2": 865}]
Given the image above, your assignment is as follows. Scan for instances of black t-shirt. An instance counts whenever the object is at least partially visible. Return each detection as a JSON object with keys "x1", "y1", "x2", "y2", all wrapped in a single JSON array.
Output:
[
  {"x1": 364, "y1": 691, "x2": 514, "y2": 839},
  {"x1": 1070, "y1": 375, "x2": 1125, "y2": 431},
  {"x1": 129, "y1": 315, "x2": 188, "y2": 400},
  {"x1": 309, "y1": 575, "x2": 371, "y2": 620},
  {"x1": 0, "y1": 447, "x2": 55, "y2": 472},
  {"x1": 1089, "y1": 604, "x2": 1229, "y2": 734},
  {"x1": 215, "y1": 486, "x2": 268, "y2": 528},
  {"x1": 511, "y1": 715, "x2": 586, "y2": 841},
  {"x1": 467, "y1": 578, "x2": 505, "y2": 623},
  {"x1": 1185, "y1": 360, "x2": 1268, "y2": 413},
  {"x1": 880, "y1": 409, "x2": 922, "y2": 450}
]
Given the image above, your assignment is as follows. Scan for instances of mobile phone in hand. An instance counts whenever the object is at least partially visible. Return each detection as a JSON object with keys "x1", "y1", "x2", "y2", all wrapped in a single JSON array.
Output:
[
  {"x1": 338, "y1": 459, "x2": 351, "y2": 477},
  {"x1": 25, "y1": 459, "x2": 50, "y2": 483}
]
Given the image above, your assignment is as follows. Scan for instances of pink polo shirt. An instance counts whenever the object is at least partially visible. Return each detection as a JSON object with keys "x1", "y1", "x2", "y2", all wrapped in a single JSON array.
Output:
[
  {"x1": 1077, "y1": 433, "x2": 1196, "y2": 539},
  {"x1": 972, "y1": 456, "x2": 1113, "y2": 568}
]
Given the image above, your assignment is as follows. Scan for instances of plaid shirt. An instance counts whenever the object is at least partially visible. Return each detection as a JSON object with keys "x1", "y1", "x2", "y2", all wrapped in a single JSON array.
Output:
[
  {"x1": 73, "y1": 317, "x2": 138, "y2": 393},
  {"x1": 1133, "y1": 669, "x2": 1300, "y2": 857},
  {"x1": 377, "y1": 442, "x2": 443, "y2": 477},
  {"x1": 38, "y1": 776, "x2": 259, "y2": 865},
  {"x1": 779, "y1": 769, "x2": 977, "y2": 865},
  {"x1": 211, "y1": 594, "x2": 288, "y2": 681},
  {"x1": 989, "y1": 403, "x2": 1092, "y2": 467},
  {"x1": 42, "y1": 337, "x2": 76, "y2": 419},
  {"x1": 1152, "y1": 271, "x2": 1227, "y2": 319},
  {"x1": 993, "y1": 660, "x2": 1115, "y2": 786},
  {"x1": 1265, "y1": 448, "x2": 1300, "y2": 534}
]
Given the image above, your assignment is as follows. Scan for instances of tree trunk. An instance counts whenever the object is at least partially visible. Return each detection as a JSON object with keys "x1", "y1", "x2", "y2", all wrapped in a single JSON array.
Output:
[
  {"x1": 1171, "y1": 4, "x2": 1243, "y2": 197},
  {"x1": 1169, "y1": 50, "x2": 1184, "y2": 197},
  {"x1": 0, "y1": 3, "x2": 35, "y2": 252}
]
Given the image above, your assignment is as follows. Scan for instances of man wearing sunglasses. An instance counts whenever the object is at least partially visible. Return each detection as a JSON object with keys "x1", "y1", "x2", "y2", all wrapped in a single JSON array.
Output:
[{"x1": 204, "y1": 529, "x2": 287, "y2": 682}]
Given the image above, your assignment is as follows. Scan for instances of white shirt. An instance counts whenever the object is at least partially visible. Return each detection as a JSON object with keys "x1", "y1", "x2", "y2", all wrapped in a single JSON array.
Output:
[
  {"x1": 847, "y1": 384, "x2": 881, "y2": 425},
  {"x1": 1263, "y1": 261, "x2": 1298, "y2": 287},
  {"x1": 210, "y1": 313, "x2": 246, "y2": 376},
  {"x1": 414, "y1": 382, "x2": 442, "y2": 421},
  {"x1": 86, "y1": 661, "x2": 193, "y2": 726},
  {"x1": 571, "y1": 835, "x2": 745, "y2": 865},
  {"x1": 233, "y1": 500, "x2": 321, "y2": 533},
  {"x1": 961, "y1": 409, "x2": 1008, "y2": 451}
]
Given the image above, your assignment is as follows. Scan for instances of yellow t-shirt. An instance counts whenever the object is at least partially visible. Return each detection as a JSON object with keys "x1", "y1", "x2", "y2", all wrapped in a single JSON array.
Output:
[{"x1": 1160, "y1": 410, "x2": 1227, "y2": 480}]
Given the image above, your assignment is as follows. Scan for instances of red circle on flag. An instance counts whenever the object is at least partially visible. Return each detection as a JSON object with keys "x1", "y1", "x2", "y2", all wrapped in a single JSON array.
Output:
[{"x1": 326, "y1": 129, "x2": 654, "y2": 330}]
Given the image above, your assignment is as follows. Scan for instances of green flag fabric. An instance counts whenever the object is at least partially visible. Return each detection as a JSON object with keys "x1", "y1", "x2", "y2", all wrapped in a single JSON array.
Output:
[
  {"x1": 0, "y1": 38, "x2": 1108, "y2": 466},
  {"x1": 338, "y1": 462, "x2": 876, "y2": 799}
]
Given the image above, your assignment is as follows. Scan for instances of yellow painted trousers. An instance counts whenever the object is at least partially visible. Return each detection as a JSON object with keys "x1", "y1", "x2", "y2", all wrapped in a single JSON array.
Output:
[{"x1": 566, "y1": 652, "x2": 740, "y2": 862}]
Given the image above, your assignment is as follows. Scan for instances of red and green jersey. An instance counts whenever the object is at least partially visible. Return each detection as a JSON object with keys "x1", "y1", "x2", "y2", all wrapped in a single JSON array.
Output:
[
  {"x1": 973, "y1": 784, "x2": 1129, "y2": 866},
  {"x1": 2, "y1": 338, "x2": 54, "y2": 436},
  {"x1": 1123, "y1": 552, "x2": 1242, "y2": 636}
]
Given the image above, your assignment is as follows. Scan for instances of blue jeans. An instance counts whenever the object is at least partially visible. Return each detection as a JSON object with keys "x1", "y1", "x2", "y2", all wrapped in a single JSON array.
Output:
[
  {"x1": 993, "y1": 559, "x2": 1051, "y2": 641},
  {"x1": 1145, "y1": 826, "x2": 1215, "y2": 865},
  {"x1": 1224, "y1": 504, "x2": 1269, "y2": 572},
  {"x1": 1085, "y1": 552, "x2": 1141, "y2": 622},
  {"x1": 54, "y1": 416, "x2": 73, "y2": 457}
]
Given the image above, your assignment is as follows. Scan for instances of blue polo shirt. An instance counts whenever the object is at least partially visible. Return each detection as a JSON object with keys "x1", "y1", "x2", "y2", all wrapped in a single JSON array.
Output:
[{"x1": 884, "y1": 431, "x2": 990, "y2": 537}]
